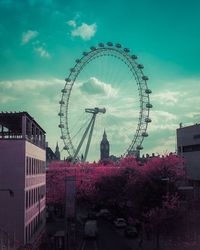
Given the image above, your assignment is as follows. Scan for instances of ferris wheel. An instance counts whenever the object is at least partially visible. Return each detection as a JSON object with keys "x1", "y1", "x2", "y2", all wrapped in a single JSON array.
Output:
[{"x1": 58, "y1": 42, "x2": 152, "y2": 162}]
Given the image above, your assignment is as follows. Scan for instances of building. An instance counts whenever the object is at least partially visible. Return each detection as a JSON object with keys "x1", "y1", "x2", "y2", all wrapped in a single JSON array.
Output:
[
  {"x1": 55, "y1": 142, "x2": 60, "y2": 160},
  {"x1": 177, "y1": 123, "x2": 200, "y2": 180},
  {"x1": 0, "y1": 112, "x2": 46, "y2": 247},
  {"x1": 46, "y1": 144, "x2": 57, "y2": 164},
  {"x1": 100, "y1": 130, "x2": 110, "y2": 161}
]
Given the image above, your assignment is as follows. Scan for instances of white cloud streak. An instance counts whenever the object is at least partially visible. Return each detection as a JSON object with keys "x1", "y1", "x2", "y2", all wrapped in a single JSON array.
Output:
[
  {"x1": 0, "y1": 94, "x2": 16, "y2": 104},
  {"x1": 71, "y1": 23, "x2": 97, "y2": 40},
  {"x1": 21, "y1": 30, "x2": 38, "y2": 44},
  {"x1": 67, "y1": 20, "x2": 76, "y2": 27},
  {"x1": 152, "y1": 90, "x2": 181, "y2": 106},
  {"x1": 34, "y1": 46, "x2": 51, "y2": 58},
  {"x1": 79, "y1": 77, "x2": 118, "y2": 97},
  {"x1": 0, "y1": 79, "x2": 63, "y2": 91}
]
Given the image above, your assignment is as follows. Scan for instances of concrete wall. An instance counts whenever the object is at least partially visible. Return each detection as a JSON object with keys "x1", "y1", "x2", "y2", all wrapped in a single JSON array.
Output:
[{"x1": 0, "y1": 140, "x2": 25, "y2": 243}]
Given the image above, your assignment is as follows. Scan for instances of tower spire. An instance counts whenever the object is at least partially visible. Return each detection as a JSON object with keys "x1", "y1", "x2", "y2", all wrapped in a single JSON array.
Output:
[
  {"x1": 100, "y1": 130, "x2": 109, "y2": 161},
  {"x1": 55, "y1": 142, "x2": 60, "y2": 160},
  {"x1": 103, "y1": 129, "x2": 107, "y2": 140}
]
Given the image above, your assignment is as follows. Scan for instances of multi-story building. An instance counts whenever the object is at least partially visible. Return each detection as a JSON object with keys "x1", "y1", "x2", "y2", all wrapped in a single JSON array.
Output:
[
  {"x1": 177, "y1": 123, "x2": 200, "y2": 180},
  {"x1": 0, "y1": 112, "x2": 46, "y2": 247}
]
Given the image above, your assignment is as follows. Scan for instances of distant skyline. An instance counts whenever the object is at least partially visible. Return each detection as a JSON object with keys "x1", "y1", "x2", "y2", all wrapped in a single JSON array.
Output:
[{"x1": 0, "y1": 0, "x2": 200, "y2": 160}]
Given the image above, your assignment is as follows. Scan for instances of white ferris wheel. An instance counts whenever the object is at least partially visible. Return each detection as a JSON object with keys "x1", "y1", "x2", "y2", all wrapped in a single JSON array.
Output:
[{"x1": 58, "y1": 42, "x2": 152, "y2": 162}]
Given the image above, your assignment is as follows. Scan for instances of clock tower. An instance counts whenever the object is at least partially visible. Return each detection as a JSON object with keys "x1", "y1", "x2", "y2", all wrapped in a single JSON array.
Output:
[{"x1": 100, "y1": 130, "x2": 110, "y2": 161}]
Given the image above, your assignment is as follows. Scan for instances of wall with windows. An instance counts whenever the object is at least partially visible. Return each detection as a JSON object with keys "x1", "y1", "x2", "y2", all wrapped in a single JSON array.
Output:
[
  {"x1": 0, "y1": 139, "x2": 46, "y2": 245},
  {"x1": 177, "y1": 124, "x2": 200, "y2": 180},
  {"x1": 25, "y1": 140, "x2": 46, "y2": 244}
]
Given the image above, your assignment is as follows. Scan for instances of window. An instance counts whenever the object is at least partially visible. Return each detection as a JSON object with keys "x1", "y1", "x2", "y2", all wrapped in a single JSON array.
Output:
[
  {"x1": 26, "y1": 191, "x2": 28, "y2": 209},
  {"x1": 26, "y1": 157, "x2": 29, "y2": 175},
  {"x1": 179, "y1": 144, "x2": 200, "y2": 153}
]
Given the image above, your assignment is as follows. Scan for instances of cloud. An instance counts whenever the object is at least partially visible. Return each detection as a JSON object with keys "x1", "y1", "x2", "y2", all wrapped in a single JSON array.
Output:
[
  {"x1": 152, "y1": 90, "x2": 181, "y2": 106},
  {"x1": 0, "y1": 78, "x2": 62, "y2": 152},
  {"x1": 21, "y1": 32, "x2": 51, "y2": 58},
  {"x1": 79, "y1": 77, "x2": 118, "y2": 97},
  {"x1": 34, "y1": 46, "x2": 51, "y2": 58},
  {"x1": 147, "y1": 135, "x2": 176, "y2": 155},
  {"x1": 0, "y1": 78, "x2": 63, "y2": 92},
  {"x1": 152, "y1": 110, "x2": 177, "y2": 122},
  {"x1": 21, "y1": 30, "x2": 38, "y2": 44},
  {"x1": 0, "y1": 94, "x2": 16, "y2": 104},
  {"x1": 67, "y1": 20, "x2": 76, "y2": 27},
  {"x1": 1, "y1": 76, "x2": 199, "y2": 161},
  {"x1": 147, "y1": 110, "x2": 178, "y2": 133},
  {"x1": 71, "y1": 23, "x2": 97, "y2": 40}
]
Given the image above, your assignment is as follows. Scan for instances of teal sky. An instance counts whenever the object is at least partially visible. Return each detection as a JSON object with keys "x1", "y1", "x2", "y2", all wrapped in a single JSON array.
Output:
[{"x1": 0, "y1": 0, "x2": 200, "y2": 160}]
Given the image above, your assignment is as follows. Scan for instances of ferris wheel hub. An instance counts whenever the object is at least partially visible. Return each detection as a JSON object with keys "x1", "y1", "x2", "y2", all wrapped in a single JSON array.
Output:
[{"x1": 85, "y1": 107, "x2": 106, "y2": 114}]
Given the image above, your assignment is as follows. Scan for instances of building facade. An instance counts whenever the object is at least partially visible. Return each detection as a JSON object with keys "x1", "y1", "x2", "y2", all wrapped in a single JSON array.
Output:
[
  {"x1": 177, "y1": 123, "x2": 200, "y2": 180},
  {"x1": 0, "y1": 112, "x2": 46, "y2": 247}
]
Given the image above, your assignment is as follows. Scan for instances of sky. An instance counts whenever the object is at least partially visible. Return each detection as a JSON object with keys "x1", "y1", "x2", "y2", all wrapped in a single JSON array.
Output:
[{"x1": 0, "y1": 0, "x2": 200, "y2": 161}]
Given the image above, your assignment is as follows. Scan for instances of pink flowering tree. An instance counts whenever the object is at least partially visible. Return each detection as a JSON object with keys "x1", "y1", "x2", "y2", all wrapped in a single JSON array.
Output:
[
  {"x1": 46, "y1": 154, "x2": 185, "y2": 220},
  {"x1": 144, "y1": 192, "x2": 181, "y2": 249}
]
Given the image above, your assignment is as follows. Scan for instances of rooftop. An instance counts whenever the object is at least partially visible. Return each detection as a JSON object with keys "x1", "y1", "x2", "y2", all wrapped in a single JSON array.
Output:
[
  {"x1": 0, "y1": 111, "x2": 46, "y2": 148},
  {"x1": 0, "y1": 112, "x2": 45, "y2": 133}
]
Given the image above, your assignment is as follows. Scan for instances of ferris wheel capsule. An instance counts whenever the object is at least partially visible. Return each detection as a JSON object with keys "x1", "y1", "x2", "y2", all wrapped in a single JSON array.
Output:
[
  {"x1": 76, "y1": 59, "x2": 81, "y2": 63},
  {"x1": 107, "y1": 42, "x2": 113, "y2": 46},
  {"x1": 63, "y1": 145, "x2": 69, "y2": 150},
  {"x1": 142, "y1": 132, "x2": 148, "y2": 137},
  {"x1": 58, "y1": 112, "x2": 64, "y2": 116},
  {"x1": 145, "y1": 117, "x2": 152, "y2": 123},
  {"x1": 131, "y1": 55, "x2": 138, "y2": 60},
  {"x1": 137, "y1": 64, "x2": 144, "y2": 69},
  {"x1": 146, "y1": 103, "x2": 153, "y2": 108},
  {"x1": 124, "y1": 48, "x2": 130, "y2": 53},
  {"x1": 83, "y1": 52, "x2": 88, "y2": 56},
  {"x1": 115, "y1": 43, "x2": 122, "y2": 48},
  {"x1": 142, "y1": 76, "x2": 149, "y2": 81},
  {"x1": 136, "y1": 145, "x2": 143, "y2": 150},
  {"x1": 65, "y1": 78, "x2": 71, "y2": 82},
  {"x1": 90, "y1": 46, "x2": 96, "y2": 51},
  {"x1": 70, "y1": 68, "x2": 76, "y2": 73},
  {"x1": 59, "y1": 100, "x2": 65, "y2": 105},
  {"x1": 58, "y1": 124, "x2": 64, "y2": 128},
  {"x1": 61, "y1": 89, "x2": 67, "y2": 93},
  {"x1": 145, "y1": 89, "x2": 152, "y2": 94},
  {"x1": 60, "y1": 135, "x2": 66, "y2": 140},
  {"x1": 98, "y1": 43, "x2": 104, "y2": 47}
]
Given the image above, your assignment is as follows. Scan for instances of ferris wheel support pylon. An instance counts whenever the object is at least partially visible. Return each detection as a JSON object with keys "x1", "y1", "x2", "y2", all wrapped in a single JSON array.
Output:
[{"x1": 72, "y1": 107, "x2": 106, "y2": 162}]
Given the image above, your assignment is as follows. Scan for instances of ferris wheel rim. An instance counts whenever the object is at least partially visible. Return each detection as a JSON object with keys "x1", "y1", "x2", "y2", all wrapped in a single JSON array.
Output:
[{"x1": 59, "y1": 42, "x2": 152, "y2": 160}]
